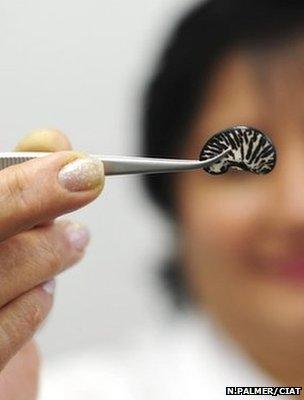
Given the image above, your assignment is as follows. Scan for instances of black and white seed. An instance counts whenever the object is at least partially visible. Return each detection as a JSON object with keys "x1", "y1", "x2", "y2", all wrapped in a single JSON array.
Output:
[{"x1": 200, "y1": 126, "x2": 276, "y2": 175}]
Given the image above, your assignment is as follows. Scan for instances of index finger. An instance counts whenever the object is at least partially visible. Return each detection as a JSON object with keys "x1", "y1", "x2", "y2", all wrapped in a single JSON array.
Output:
[{"x1": 0, "y1": 151, "x2": 104, "y2": 242}]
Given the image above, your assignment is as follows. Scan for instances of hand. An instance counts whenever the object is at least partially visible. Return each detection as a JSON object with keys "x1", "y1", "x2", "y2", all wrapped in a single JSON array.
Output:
[{"x1": 0, "y1": 129, "x2": 104, "y2": 399}]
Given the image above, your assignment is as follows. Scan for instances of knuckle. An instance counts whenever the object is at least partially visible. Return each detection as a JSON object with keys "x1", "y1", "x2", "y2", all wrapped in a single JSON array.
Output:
[
  {"x1": 0, "y1": 235, "x2": 32, "y2": 287},
  {"x1": 33, "y1": 231, "x2": 63, "y2": 275},
  {"x1": 0, "y1": 296, "x2": 46, "y2": 368},
  {"x1": 0, "y1": 229, "x2": 65, "y2": 293},
  {"x1": 13, "y1": 298, "x2": 44, "y2": 336},
  {"x1": 6, "y1": 166, "x2": 28, "y2": 199},
  {"x1": 4, "y1": 166, "x2": 42, "y2": 215},
  {"x1": 22, "y1": 298, "x2": 46, "y2": 329},
  {"x1": 27, "y1": 232, "x2": 64, "y2": 276},
  {"x1": 0, "y1": 236, "x2": 21, "y2": 268}
]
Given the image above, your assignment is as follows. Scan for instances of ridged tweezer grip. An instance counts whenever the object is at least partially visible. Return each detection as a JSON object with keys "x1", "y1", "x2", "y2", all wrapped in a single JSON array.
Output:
[{"x1": 0, "y1": 156, "x2": 36, "y2": 170}]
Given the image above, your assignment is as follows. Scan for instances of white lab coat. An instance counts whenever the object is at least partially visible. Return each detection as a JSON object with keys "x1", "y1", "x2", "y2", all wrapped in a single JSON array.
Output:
[{"x1": 40, "y1": 310, "x2": 276, "y2": 399}]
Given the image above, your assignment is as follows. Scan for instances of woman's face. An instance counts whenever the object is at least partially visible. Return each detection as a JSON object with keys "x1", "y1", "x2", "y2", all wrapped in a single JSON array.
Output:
[{"x1": 175, "y1": 42, "x2": 304, "y2": 383}]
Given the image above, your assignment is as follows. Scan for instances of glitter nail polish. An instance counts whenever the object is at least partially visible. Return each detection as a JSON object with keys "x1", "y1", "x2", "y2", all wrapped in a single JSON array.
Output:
[{"x1": 58, "y1": 157, "x2": 104, "y2": 192}]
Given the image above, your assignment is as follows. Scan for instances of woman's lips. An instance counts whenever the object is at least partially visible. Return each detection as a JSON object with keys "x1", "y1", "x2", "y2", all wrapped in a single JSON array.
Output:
[
  {"x1": 278, "y1": 258, "x2": 304, "y2": 280},
  {"x1": 257, "y1": 253, "x2": 304, "y2": 282},
  {"x1": 256, "y1": 240, "x2": 304, "y2": 281}
]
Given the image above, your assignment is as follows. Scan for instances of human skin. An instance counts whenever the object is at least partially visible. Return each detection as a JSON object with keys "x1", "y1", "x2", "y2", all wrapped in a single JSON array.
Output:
[
  {"x1": 0, "y1": 129, "x2": 104, "y2": 399},
  {"x1": 175, "y1": 41, "x2": 304, "y2": 391}
]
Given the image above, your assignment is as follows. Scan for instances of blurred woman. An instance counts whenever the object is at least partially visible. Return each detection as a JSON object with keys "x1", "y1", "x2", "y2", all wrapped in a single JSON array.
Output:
[{"x1": 41, "y1": 0, "x2": 304, "y2": 398}]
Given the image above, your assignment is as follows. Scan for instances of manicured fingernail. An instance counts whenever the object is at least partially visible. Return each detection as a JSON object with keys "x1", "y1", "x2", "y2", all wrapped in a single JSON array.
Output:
[
  {"x1": 58, "y1": 157, "x2": 104, "y2": 192},
  {"x1": 42, "y1": 279, "x2": 56, "y2": 295},
  {"x1": 65, "y1": 221, "x2": 90, "y2": 251}
]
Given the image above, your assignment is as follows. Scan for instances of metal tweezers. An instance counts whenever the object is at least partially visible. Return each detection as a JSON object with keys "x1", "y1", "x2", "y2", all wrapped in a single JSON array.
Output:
[{"x1": 0, "y1": 149, "x2": 229, "y2": 176}]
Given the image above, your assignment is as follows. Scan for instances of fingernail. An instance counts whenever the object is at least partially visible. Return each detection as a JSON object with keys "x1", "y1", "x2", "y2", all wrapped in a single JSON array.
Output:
[
  {"x1": 65, "y1": 221, "x2": 90, "y2": 251},
  {"x1": 42, "y1": 279, "x2": 56, "y2": 295},
  {"x1": 58, "y1": 157, "x2": 104, "y2": 192}
]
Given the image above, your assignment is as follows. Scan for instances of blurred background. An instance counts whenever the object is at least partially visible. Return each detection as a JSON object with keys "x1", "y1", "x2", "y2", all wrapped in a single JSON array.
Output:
[{"x1": 0, "y1": 0, "x2": 199, "y2": 359}]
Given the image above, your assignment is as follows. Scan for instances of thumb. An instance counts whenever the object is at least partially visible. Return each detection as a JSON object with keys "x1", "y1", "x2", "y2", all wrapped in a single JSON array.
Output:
[{"x1": 15, "y1": 128, "x2": 72, "y2": 152}]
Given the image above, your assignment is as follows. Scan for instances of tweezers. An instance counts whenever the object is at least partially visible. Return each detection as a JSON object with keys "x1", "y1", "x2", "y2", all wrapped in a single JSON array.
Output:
[{"x1": 0, "y1": 150, "x2": 230, "y2": 176}]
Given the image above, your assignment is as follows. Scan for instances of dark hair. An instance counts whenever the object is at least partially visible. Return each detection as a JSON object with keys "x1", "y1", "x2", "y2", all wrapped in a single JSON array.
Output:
[
  {"x1": 142, "y1": 0, "x2": 304, "y2": 214},
  {"x1": 141, "y1": 0, "x2": 304, "y2": 303}
]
